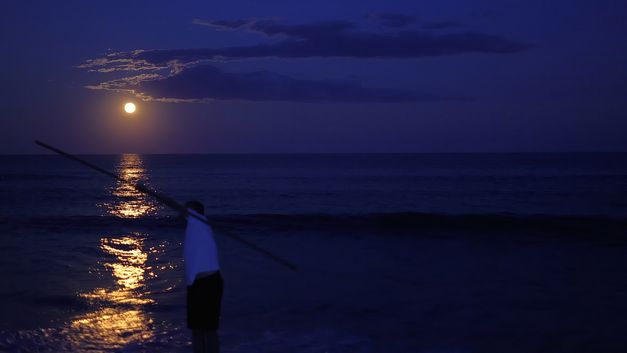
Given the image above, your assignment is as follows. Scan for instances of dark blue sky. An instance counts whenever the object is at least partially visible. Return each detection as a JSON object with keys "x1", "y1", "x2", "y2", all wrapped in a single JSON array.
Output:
[{"x1": 2, "y1": 0, "x2": 626, "y2": 153}]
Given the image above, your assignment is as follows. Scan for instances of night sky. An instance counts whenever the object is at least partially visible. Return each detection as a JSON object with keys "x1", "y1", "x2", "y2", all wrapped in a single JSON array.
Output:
[{"x1": 2, "y1": 0, "x2": 626, "y2": 153}]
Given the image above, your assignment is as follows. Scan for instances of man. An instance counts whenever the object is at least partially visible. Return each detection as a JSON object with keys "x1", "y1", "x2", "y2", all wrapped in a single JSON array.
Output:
[{"x1": 184, "y1": 200, "x2": 223, "y2": 353}]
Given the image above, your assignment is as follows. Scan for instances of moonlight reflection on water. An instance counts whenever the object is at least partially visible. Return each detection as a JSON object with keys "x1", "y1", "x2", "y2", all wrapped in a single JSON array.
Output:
[{"x1": 70, "y1": 154, "x2": 161, "y2": 350}]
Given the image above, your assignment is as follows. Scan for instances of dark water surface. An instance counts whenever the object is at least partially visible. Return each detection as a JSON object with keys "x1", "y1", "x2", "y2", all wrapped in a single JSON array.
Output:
[{"x1": 1, "y1": 154, "x2": 626, "y2": 352}]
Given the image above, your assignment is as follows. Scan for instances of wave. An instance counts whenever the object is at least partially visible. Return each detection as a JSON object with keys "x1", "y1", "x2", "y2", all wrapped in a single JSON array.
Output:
[
  {"x1": 212, "y1": 212, "x2": 627, "y2": 237},
  {"x1": 0, "y1": 290, "x2": 92, "y2": 312},
  {"x1": 2, "y1": 212, "x2": 626, "y2": 236},
  {"x1": 0, "y1": 173, "x2": 90, "y2": 181}
]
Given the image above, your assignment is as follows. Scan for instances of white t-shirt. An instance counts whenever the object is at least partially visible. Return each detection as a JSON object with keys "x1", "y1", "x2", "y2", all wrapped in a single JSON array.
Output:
[{"x1": 183, "y1": 209, "x2": 220, "y2": 285}]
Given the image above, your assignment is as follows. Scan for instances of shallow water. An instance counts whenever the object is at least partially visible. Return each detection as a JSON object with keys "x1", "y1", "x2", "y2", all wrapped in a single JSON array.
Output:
[{"x1": 1, "y1": 154, "x2": 627, "y2": 352}]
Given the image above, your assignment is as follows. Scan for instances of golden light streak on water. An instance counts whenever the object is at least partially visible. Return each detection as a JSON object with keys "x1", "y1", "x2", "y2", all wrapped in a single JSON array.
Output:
[
  {"x1": 69, "y1": 154, "x2": 158, "y2": 349},
  {"x1": 71, "y1": 234, "x2": 155, "y2": 348},
  {"x1": 102, "y1": 154, "x2": 158, "y2": 218}
]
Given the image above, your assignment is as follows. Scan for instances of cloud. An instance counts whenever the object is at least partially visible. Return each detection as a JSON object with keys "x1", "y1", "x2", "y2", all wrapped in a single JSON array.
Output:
[
  {"x1": 366, "y1": 13, "x2": 418, "y2": 28},
  {"x1": 191, "y1": 18, "x2": 251, "y2": 31},
  {"x1": 193, "y1": 18, "x2": 357, "y2": 37},
  {"x1": 80, "y1": 17, "x2": 527, "y2": 104},
  {"x1": 87, "y1": 65, "x2": 445, "y2": 103},
  {"x1": 422, "y1": 21, "x2": 462, "y2": 30},
  {"x1": 81, "y1": 19, "x2": 530, "y2": 73},
  {"x1": 78, "y1": 50, "x2": 166, "y2": 72}
]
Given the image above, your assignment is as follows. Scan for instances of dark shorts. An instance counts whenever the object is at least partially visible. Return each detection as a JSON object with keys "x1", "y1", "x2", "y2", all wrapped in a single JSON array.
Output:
[{"x1": 186, "y1": 272, "x2": 224, "y2": 330}]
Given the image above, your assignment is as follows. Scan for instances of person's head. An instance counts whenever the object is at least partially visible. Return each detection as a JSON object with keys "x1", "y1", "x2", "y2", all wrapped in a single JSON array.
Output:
[{"x1": 185, "y1": 200, "x2": 204, "y2": 215}]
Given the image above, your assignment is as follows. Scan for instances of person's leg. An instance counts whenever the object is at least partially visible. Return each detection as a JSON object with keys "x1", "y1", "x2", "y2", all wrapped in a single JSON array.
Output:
[
  {"x1": 192, "y1": 329, "x2": 205, "y2": 353},
  {"x1": 203, "y1": 273, "x2": 222, "y2": 353},
  {"x1": 204, "y1": 330, "x2": 219, "y2": 353},
  {"x1": 192, "y1": 329, "x2": 219, "y2": 353},
  {"x1": 191, "y1": 273, "x2": 222, "y2": 353}
]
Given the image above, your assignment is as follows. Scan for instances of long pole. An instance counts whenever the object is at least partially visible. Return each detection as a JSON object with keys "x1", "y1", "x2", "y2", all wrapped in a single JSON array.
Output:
[{"x1": 35, "y1": 140, "x2": 297, "y2": 271}]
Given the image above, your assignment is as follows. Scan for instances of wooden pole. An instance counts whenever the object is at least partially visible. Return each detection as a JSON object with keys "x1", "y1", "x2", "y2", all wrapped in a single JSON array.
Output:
[{"x1": 35, "y1": 140, "x2": 297, "y2": 271}]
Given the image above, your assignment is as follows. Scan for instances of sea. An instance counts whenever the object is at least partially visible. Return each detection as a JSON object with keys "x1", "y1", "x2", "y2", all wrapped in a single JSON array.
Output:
[{"x1": 0, "y1": 153, "x2": 626, "y2": 353}]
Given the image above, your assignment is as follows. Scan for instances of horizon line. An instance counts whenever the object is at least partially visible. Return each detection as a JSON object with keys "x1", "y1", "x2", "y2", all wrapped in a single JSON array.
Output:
[{"x1": 3, "y1": 151, "x2": 627, "y2": 156}]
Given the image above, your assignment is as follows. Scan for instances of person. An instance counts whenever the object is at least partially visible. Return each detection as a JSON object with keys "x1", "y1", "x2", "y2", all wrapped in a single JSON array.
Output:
[{"x1": 183, "y1": 200, "x2": 223, "y2": 353}]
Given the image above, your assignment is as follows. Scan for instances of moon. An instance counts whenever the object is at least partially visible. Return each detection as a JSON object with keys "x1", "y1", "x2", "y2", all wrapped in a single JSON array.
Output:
[{"x1": 124, "y1": 102, "x2": 136, "y2": 114}]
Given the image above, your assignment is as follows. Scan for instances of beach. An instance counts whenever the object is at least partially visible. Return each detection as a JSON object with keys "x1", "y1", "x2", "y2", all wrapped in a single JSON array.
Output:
[{"x1": 1, "y1": 153, "x2": 626, "y2": 352}]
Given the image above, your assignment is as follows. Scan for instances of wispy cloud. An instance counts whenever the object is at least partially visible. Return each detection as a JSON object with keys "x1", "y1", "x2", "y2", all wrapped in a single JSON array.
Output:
[
  {"x1": 78, "y1": 50, "x2": 166, "y2": 73},
  {"x1": 86, "y1": 65, "x2": 447, "y2": 103},
  {"x1": 82, "y1": 18, "x2": 530, "y2": 73},
  {"x1": 191, "y1": 18, "x2": 252, "y2": 31},
  {"x1": 80, "y1": 17, "x2": 529, "y2": 103},
  {"x1": 421, "y1": 21, "x2": 463, "y2": 30},
  {"x1": 366, "y1": 13, "x2": 418, "y2": 28}
]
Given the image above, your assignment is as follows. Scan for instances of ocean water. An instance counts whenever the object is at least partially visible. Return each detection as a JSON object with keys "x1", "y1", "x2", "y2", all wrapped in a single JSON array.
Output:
[{"x1": 1, "y1": 153, "x2": 627, "y2": 353}]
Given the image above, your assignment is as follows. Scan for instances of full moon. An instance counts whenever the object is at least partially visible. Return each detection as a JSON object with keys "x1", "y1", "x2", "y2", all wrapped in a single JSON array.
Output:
[{"x1": 124, "y1": 102, "x2": 136, "y2": 114}]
